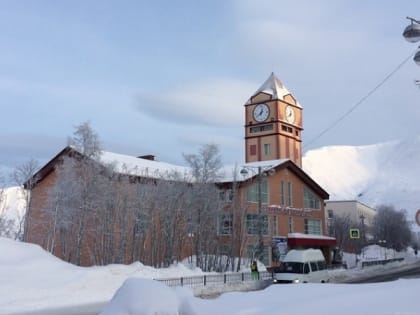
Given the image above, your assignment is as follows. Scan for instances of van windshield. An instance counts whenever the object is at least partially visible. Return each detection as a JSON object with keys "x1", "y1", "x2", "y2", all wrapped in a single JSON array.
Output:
[{"x1": 275, "y1": 262, "x2": 303, "y2": 274}]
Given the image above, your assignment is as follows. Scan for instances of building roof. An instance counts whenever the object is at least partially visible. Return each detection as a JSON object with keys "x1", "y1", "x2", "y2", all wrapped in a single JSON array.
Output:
[
  {"x1": 246, "y1": 72, "x2": 302, "y2": 108},
  {"x1": 27, "y1": 146, "x2": 329, "y2": 200}
]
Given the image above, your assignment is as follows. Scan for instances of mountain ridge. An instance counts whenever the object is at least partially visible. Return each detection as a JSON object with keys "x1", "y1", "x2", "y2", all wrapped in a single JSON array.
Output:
[{"x1": 303, "y1": 136, "x2": 420, "y2": 226}]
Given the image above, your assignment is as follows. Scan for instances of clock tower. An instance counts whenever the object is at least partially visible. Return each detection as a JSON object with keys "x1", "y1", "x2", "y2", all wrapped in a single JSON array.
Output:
[{"x1": 245, "y1": 73, "x2": 303, "y2": 167}]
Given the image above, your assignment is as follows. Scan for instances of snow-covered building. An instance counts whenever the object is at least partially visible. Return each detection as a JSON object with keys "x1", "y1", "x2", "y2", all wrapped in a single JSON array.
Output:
[{"x1": 25, "y1": 73, "x2": 335, "y2": 267}]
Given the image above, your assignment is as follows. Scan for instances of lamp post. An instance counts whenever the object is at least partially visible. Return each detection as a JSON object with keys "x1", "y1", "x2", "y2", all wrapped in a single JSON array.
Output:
[
  {"x1": 378, "y1": 239, "x2": 387, "y2": 260},
  {"x1": 240, "y1": 165, "x2": 274, "y2": 263},
  {"x1": 359, "y1": 214, "x2": 366, "y2": 257}
]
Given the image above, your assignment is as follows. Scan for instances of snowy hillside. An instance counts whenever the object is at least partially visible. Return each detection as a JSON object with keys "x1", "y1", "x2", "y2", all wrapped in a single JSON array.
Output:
[
  {"x1": 0, "y1": 186, "x2": 26, "y2": 238},
  {"x1": 303, "y1": 136, "x2": 420, "y2": 224}
]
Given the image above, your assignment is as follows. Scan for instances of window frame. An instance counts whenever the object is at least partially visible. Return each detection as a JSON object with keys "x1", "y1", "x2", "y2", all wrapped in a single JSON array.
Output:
[
  {"x1": 218, "y1": 214, "x2": 233, "y2": 235},
  {"x1": 246, "y1": 214, "x2": 269, "y2": 235},
  {"x1": 246, "y1": 179, "x2": 269, "y2": 203}
]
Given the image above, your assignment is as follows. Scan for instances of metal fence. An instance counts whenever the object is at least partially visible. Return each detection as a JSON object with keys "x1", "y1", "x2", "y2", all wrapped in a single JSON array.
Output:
[
  {"x1": 155, "y1": 271, "x2": 273, "y2": 288},
  {"x1": 361, "y1": 257, "x2": 404, "y2": 268}
]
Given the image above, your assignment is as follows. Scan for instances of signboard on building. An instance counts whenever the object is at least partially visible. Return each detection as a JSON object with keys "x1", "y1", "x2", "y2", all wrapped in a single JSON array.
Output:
[
  {"x1": 272, "y1": 237, "x2": 288, "y2": 261},
  {"x1": 267, "y1": 205, "x2": 313, "y2": 217}
]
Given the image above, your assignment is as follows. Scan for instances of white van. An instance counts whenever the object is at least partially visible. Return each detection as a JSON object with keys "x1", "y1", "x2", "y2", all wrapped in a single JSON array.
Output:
[{"x1": 273, "y1": 249, "x2": 329, "y2": 283}]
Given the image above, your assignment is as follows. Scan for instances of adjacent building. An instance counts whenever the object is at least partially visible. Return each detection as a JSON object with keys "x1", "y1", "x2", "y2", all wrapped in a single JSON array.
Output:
[{"x1": 325, "y1": 200, "x2": 377, "y2": 239}]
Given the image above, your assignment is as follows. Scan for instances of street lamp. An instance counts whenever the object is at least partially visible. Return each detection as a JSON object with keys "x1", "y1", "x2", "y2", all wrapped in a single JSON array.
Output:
[
  {"x1": 402, "y1": 17, "x2": 420, "y2": 67},
  {"x1": 240, "y1": 165, "x2": 274, "y2": 263}
]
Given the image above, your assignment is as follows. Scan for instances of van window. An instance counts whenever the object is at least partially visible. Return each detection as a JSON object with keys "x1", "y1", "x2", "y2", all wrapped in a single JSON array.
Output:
[
  {"x1": 317, "y1": 261, "x2": 326, "y2": 270},
  {"x1": 303, "y1": 263, "x2": 310, "y2": 274},
  {"x1": 310, "y1": 262, "x2": 318, "y2": 272},
  {"x1": 277, "y1": 262, "x2": 304, "y2": 274}
]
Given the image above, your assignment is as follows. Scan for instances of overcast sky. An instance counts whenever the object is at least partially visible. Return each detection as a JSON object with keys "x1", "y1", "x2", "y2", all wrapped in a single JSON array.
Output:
[{"x1": 1, "y1": 1, "x2": 419, "y2": 179}]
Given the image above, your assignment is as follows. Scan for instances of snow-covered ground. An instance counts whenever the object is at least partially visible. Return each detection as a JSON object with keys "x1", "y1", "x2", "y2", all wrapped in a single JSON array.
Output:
[
  {"x1": 0, "y1": 186, "x2": 25, "y2": 239},
  {"x1": 1, "y1": 237, "x2": 419, "y2": 315}
]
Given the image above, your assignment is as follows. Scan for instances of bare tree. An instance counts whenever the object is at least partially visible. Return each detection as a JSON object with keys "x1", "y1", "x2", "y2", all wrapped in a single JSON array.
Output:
[
  {"x1": 11, "y1": 158, "x2": 40, "y2": 241},
  {"x1": 183, "y1": 144, "x2": 224, "y2": 271},
  {"x1": 183, "y1": 143, "x2": 222, "y2": 183},
  {"x1": 43, "y1": 157, "x2": 81, "y2": 256},
  {"x1": 67, "y1": 121, "x2": 102, "y2": 158},
  {"x1": 373, "y1": 205, "x2": 412, "y2": 251},
  {"x1": 330, "y1": 213, "x2": 362, "y2": 253}
]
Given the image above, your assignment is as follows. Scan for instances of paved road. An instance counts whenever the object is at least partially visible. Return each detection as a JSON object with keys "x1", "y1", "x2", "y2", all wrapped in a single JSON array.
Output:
[{"x1": 7, "y1": 302, "x2": 107, "y2": 315}]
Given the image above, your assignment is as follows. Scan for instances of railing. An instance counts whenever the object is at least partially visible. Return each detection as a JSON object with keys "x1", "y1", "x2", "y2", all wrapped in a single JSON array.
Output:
[
  {"x1": 361, "y1": 257, "x2": 404, "y2": 268},
  {"x1": 155, "y1": 271, "x2": 273, "y2": 288}
]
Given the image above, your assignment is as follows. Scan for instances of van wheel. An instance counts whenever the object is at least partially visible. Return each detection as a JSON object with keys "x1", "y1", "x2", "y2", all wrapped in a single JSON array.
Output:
[{"x1": 321, "y1": 280, "x2": 325, "y2": 283}]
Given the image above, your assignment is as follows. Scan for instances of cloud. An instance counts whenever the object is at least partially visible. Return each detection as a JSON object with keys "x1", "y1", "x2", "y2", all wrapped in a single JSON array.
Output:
[{"x1": 135, "y1": 78, "x2": 257, "y2": 127}]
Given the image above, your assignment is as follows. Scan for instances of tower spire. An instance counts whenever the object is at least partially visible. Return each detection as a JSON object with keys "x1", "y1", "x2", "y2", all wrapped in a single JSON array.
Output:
[{"x1": 246, "y1": 72, "x2": 301, "y2": 108}]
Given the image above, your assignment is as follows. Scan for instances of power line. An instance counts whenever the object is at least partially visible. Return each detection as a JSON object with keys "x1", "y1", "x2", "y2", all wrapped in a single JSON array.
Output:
[{"x1": 303, "y1": 48, "x2": 418, "y2": 150}]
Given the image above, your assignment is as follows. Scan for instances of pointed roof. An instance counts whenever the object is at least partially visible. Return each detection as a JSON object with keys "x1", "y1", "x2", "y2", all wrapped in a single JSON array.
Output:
[{"x1": 246, "y1": 72, "x2": 302, "y2": 108}]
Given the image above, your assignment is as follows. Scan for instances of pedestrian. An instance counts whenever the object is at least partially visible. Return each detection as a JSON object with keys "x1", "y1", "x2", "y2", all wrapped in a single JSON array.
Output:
[{"x1": 251, "y1": 260, "x2": 258, "y2": 280}]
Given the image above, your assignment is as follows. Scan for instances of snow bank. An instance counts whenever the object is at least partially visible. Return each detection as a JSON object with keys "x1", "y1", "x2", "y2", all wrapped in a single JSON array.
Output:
[
  {"x1": 0, "y1": 237, "x2": 205, "y2": 314},
  {"x1": 100, "y1": 278, "x2": 197, "y2": 315}
]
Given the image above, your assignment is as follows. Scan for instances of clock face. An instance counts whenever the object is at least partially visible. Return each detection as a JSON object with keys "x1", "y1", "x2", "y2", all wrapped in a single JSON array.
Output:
[
  {"x1": 253, "y1": 103, "x2": 270, "y2": 122},
  {"x1": 285, "y1": 105, "x2": 295, "y2": 124}
]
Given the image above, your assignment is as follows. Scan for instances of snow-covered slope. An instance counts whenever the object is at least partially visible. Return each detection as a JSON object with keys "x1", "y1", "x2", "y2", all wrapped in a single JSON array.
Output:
[
  {"x1": 0, "y1": 186, "x2": 26, "y2": 238},
  {"x1": 303, "y1": 136, "x2": 420, "y2": 224}
]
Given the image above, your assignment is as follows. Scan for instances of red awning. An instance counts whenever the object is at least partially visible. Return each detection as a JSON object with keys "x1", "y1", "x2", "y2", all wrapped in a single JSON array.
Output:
[{"x1": 287, "y1": 234, "x2": 336, "y2": 247}]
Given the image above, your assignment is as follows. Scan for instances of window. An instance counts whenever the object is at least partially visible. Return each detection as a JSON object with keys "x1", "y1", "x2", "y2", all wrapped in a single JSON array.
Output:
[
  {"x1": 287, "y1": 182, "x2": 293, "y2": 206},
  {"x1": 310, "y1": 262, "x2": 318, "y2": 272},
  {"x1": 327, "y1": 209, "x2": 334, "y2": 219},
  {"x1": 281, "y1": 125, "x2": 293, "y2": 133},
  {"x1": 250, "y1": 124, "x2": 274, "y2": 133},
  {"x1": 317, "y1": 261, "x2": 327, "y2": 270},
  {"x1": 218, "y1": 214, "x2": 233, "y2": 235},
  {"x1": 264, "y1": 143, "x2": 271, "y2": 155},
  {"x1": 246, "y1": 179, "x2": 269, "y2": 203},
  {"x1": 280, "y1": 181, "x2": 286, "y2": 206},
  {"x1": 272, "y1": 216, "x2": 278, "y2": 235},
  {"x1": 303, "y1": 186, "x2": 321, "y2": 209},
  {"x1": 219, "y1": 189, "x2": 234, "y2": 202},
  {"x1": 280, "y1": 181, "x2": 292, "y2": 206},
  {"x1": 246, "y1": 214, "x2": 268, "y2": 235},
  {"x1": 278, "y1": 262, "x2": 303, "y2": 274},
  {"x1": 304, "y1": 219, "x2": 321, "y2": 235},
  {"x1": 288, "y1": 217, "x2": 294, "y2": 233}
]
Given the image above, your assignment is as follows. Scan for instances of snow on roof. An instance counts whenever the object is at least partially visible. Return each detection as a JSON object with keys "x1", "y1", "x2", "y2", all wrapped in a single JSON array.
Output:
[
  {"x1": 99, "y1": 150, "x2": 192, "y2": 180},
  {"x1": 98, "y1": 150, "x2": 289, "y2": 184},
  {"x1": 219, "y1": 159, "x2": 289, "y2": 183},
  {"x1": 246, "y1": 72, "x2": 302, "y2": 108},
  {"x1": 288, "y1": 233, "x2": 336, "y2": 241}
]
